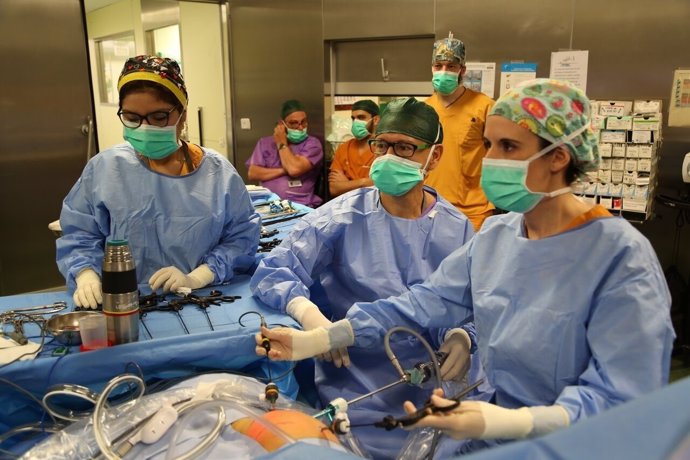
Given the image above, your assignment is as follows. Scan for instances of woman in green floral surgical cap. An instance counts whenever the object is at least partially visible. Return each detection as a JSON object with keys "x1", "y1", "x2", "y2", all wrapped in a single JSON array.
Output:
[{"x1": 256, "y1": 79, "x2": 674, "y2": 456}]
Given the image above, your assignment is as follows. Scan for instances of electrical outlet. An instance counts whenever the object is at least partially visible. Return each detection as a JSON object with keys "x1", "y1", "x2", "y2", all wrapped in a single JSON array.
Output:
[{"x1": 240, "y1": 118, "x2": 251, "y2": 130}]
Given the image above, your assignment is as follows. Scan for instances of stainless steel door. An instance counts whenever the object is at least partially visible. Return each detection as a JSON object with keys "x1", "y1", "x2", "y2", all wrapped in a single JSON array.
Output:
[{"x1": 0, "y1": 0, "x2": 94, "y2": 294}]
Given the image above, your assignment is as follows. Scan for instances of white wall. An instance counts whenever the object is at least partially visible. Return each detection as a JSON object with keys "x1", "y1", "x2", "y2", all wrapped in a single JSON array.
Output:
[
  {"x1": 86, "y1": 0, "x2": 145, "y2": 151},
  {"x1": 85, "y1": 0, "x2": 228, "y2": 157},
  {"x1": 179, "y1": 2, "x2": 228, "y2": 156}
]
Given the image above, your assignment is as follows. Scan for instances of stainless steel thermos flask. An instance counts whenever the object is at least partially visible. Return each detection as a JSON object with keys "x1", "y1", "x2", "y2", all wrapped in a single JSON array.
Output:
[{"x1": 102, "y1": 240, "x2": 139, "y2": 344}]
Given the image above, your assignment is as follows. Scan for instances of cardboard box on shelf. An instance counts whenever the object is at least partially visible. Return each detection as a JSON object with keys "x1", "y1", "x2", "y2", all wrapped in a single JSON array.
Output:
[
  {"x1": 599, "y1": 100, "x2": 633, "y2": 116},
  {"x1": 599, "y1": 143, "x2": 613, "y2": 158},
  {"x1": 600, "y1": 130, "x2": 627, "y2": 143},
  {"x1": 606, "y1": 116, "x2": 633, "y2": 130},
  {"x1": 611, "y1": 144, "x2": 627, "y2": 157},
  {"x1": 633, "y1": 100, "x2": 662, "y2": 114}
]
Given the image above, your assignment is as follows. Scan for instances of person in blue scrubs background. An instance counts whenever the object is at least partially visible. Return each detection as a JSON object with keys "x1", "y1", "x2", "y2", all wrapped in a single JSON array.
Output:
[
  {"x1": 250, "y1": 97, "x2": 477, "y2": 459},
  {"x1": 57, "y1": 55, "x2": 260, "y2": 308},
  {"x1": 256, "y1": 79, "x2": 675, "y2": 455}
]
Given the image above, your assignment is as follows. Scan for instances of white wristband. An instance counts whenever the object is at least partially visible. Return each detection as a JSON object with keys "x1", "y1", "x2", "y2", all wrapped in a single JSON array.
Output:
[
  {"x1": 286, "y1": 296, "x2": 318, "y2": 323},
  {"x1": 187, "y1": 264, "x2": 215, "y2": 288},
  {"x1": 479, "y1": 405, "x2": 534, "y2": 439},
  {"x1": 443, "y1": 328, "x2": 471, "y2": 350},
  {"x1": 528, "y1": 405, "x2": 570, "y2": 436},
  {"x1": 292, "y1": 327, "x2": 331, "y2": 360}
]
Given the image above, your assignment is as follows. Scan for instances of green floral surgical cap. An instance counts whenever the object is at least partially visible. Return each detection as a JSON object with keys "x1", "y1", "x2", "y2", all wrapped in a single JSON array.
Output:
[
  {"x1": 489, "y1": 78, "x2": 600, "y2": 173},
  {"x1": 375, "y1": 98, "x2": 443, "y2": 144}
]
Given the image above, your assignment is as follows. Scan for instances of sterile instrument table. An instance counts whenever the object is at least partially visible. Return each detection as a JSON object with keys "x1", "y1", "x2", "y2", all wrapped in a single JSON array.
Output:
[{"x1": 0, "y1": 195, "x2": 312, "y2": 454}]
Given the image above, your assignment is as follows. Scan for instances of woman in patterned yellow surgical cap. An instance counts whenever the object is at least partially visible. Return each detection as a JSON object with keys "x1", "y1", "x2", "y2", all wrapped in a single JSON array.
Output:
[
  {"x1": 57, "y1": 55, "x2": 260, "y2": 309},
  {"x1": 255, "y1": 78, "x2": 674, "y2": 456}
]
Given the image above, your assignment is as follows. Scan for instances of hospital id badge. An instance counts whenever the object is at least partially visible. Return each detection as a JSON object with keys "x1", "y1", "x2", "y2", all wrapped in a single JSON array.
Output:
[{"x1": 288, "y1": 180, "x2": 302, "y2": 187}]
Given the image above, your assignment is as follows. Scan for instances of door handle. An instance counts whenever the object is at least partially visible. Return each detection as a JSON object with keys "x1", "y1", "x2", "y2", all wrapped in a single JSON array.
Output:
[{"x1": 81, "y1": 115, "x2": 95, "y2": 162}]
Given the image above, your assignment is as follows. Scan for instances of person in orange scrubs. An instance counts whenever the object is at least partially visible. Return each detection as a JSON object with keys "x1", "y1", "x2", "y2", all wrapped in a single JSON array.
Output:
[{"x1": 328, "y1": 100, "x2": 380, "y2": 198}]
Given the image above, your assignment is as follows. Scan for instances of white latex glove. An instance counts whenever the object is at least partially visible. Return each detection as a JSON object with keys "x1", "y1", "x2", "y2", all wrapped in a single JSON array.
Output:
[
  {"x1": 149, "y1": 264, "x2": 215, "y2": 293},
  {"x1": 403, "y1": 389, "x2": 570, "y2": 440},
  {"x1": 255, "y1": 319, "x2": 354, "y2": 361},
  {"x1": 439, "y1": 328, "x2": 471, "y2": 381},
  {"x1": 74, "y1": 269, "x2": 102, "y2": 309},
  {"x1": 286, "y1": 296, "x2": 351, "y2": 367}
]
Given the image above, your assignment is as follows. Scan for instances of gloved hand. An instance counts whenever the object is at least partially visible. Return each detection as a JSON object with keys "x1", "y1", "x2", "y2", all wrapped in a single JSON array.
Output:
[
  {"x1": 403, "y1": 389, "x2": 570, "y2": 440},
  {"x1": 74, "y1": 269, "x2": 102, "y2": 309},
  {"x1": 286, "y1": 296, "x2": 351, "y2": 367},
  {"x1": 439, "y1": 328, "x2": 471, "y2": 381},
  {"x1": 255, "y1": 319, "x2": 354, "y2": 361},
  {"x1": 149, "y1": 264, "x2": 215, "y2": 293}
]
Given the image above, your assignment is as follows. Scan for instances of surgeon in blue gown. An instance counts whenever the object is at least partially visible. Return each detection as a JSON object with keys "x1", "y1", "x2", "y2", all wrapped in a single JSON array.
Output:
[
  {"x1": 57, "y1": 55, "x2": 260, "y2": 308},
  {"x1": 250, "y1": 98, "x2": 476, "y2": 459},
  {"x1": 256, "y1": 79, "x2": 675, "y2": 456}
]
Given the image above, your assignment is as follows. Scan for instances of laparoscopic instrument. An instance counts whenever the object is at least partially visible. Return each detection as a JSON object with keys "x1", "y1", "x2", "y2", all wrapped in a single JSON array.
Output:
[
  {"x1": 311, "y1": 326, "x2": 482, "y2": 438},
  {"x1": 137, "y1": 290, "x2": 242, "y2": 336},
  {"x1": 238, "y1": 311, "x2": 282, "y2": 409}
]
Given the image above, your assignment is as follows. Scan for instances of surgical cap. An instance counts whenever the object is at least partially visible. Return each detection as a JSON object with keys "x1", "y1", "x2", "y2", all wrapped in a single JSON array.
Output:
[
  {"x1": 118, "y1": 55, "x2": 187, "y2": 107},
  {"x1": 489, "y1": 78, "x2": 600, "y2": 173},
  {"x1": 352, "y1": 99, "x2": 379, "y2": 116},
  {"x1": 432, "y1": 33, "x2": 465, "y2": 64},
  {"x1": 375, "y1": 97, "x2": 443, "y2": 144},
  {"x1": 281, "y1": 99, "x2": 306, "y2": 119}
]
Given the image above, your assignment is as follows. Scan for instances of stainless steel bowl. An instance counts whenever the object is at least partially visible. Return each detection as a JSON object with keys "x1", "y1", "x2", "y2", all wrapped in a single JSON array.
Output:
[{"x1": 46, "y1": 311, "x2": 103, "y2": 346}]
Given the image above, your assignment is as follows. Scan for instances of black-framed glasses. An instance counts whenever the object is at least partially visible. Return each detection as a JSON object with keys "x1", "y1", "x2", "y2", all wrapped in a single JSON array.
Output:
[
  {"x1": 117, "y1": 106, "x2": 178, "y2": 129},
  {"x1": 368, "y1": 139, "x2": 431, "y2": 158}
]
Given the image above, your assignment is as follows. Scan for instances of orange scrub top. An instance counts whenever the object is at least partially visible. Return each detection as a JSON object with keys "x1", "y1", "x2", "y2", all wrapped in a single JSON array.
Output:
[
  {"x1": 330, "y1": 138, "x2": 375, "y2": 180},
  {"x1": 425, "y1": 88, "x2": 495, "y2": 231}
]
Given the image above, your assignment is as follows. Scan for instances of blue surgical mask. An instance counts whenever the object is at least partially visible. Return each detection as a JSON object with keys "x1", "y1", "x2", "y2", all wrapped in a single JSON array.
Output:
[
  {"x1": 369, "y1": 148, "x2": 435, "y2": 196},
  {"x1": 351, "y1": 119, "x2": 371, "y2": 140},
  {"x1": 480, "y1": 124, "x2": 588, "y2": 213},
  {"x1": 123, "y1": 113, "x2": 183, "y2": 160},
  {"x1": 432, "y1": 70, "x2": 460, "y2": 95},
  {"x1": 286, "y1": 126, "x2": 308, "y2": 144}
]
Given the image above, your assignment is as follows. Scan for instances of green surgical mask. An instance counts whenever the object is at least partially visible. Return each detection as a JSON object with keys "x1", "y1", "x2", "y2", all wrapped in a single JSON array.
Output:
[
  {"x1": 123, "y1": 124, "x2": 180, "y2": 160},
  {"x1": 286, "y1": 127, "x2": 308, "y2": 144},
  {"x1": 432, "y1": 70, "x2": 460, "y2": 95},
  {"x1": 479, "y1": 124, "x2": 589, "y2": 212},
  {"x1": 369, "y1": 148, "x2": 434, "y2": 196},
  {"x1": 351, "y1": 119, "x2": 371, "y2": 140}
]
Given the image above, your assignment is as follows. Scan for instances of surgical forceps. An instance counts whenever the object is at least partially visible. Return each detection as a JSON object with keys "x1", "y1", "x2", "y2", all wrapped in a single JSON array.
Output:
[{"x1": 375, "y1": 378, "x2": 484, "y2": 430}]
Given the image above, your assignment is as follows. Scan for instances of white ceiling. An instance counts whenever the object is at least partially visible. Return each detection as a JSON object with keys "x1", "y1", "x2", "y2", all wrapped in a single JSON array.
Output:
[{"x1": 84, "y1": 0, "x2": 122, "y2": 13}]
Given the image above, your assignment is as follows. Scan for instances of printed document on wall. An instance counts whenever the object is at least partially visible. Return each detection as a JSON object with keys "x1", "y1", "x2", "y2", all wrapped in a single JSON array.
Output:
[
  {"x1": 669, "y1": 69, "x2": 690, "y2": 127},
  {"x1": 499, "y1": 63, "x2": 537, "y2": 96},
  {"x1": 465, "y1": 62, "x2": 496, "y2": 98},
  {"x1": 549, "y1": 50, "x2": 589, "y2": 92}
]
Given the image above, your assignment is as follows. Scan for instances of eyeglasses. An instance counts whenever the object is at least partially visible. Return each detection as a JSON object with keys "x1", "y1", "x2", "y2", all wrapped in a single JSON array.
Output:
[
  {"x1": 368, "y1": 139, "x2": 431, "y2": 158},
  {"x1": 117, "y1": 106, "x2": 178, "y2": 129},
  {"x1": 285, "y1": 119, "x2": 307, "y2": 129}
]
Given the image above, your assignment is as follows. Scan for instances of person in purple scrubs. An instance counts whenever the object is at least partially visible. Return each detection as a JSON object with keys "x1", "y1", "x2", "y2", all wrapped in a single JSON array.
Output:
[{"x1": 246, "y1": 99, "x2": 324, "y2": 207}]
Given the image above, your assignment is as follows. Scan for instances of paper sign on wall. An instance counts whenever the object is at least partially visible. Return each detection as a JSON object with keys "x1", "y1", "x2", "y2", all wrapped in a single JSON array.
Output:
[
  {"x1": 669, "y1": 69, "x2": 690, "y2": 127},
  {"x1": 549, "y1": 50, "x2": 589, "y2": 92},
  {"x1": 499, "y1": 62, "x2": 537, "y2": 96},
  {"x1": 464, "y1": 62, "x2": 496, "y2": 98}
]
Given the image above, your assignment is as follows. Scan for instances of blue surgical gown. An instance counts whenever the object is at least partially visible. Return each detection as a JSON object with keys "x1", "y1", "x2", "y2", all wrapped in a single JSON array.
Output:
[
  {"x1": 57, "y1": 143, "x2": 260, "y2": 291},
  {"x1": 346, "y1": 211, "x2": 675, "y2": 454},
  {"x1": 251, "y1": 186, "x2": 475, "y2": 459}
]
